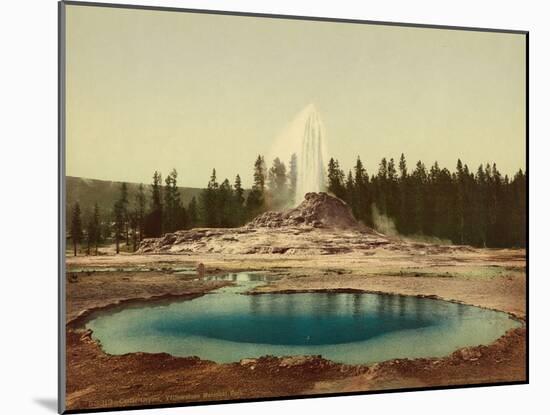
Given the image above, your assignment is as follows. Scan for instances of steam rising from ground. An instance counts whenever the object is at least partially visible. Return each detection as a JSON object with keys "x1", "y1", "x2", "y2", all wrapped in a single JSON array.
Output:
[
  {"x1": 269, "y1": 104, "x2": 328, "y2": 204},
  {"x1": 371, "y1": 204, "x2": 452, "y2": 245},
  {"x1": 371, "y1": 205, "x2": 398, "y2": 236}
]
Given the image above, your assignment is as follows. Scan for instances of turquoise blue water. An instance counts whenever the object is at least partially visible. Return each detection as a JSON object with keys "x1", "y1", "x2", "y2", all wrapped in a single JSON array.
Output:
[{"x1": 86, "y1": 272, "x2": 520, "y2": 364}]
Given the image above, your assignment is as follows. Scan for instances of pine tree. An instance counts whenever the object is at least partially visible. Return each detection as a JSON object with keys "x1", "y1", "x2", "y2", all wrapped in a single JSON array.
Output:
[
  {"x1": 129, "y1": 210, "x2": 138, "y2": 252},
  {"x1": 432, "y1": 166, "x2": 454, "y2": 239},
  {"x1": 455, "y1": 159, "x2": 466, "y2": 244},
  {"x1": 247, "y1": 156, "x2": 267, "y2": 218},
  {"x1": 86, "y1": 218, "x2": 93, "y2": 256},
  {"x1": 113, "y1": 200, "x2": 125, "y2": 254},
  {"x1": 268, "y1": 157, "x2": 288, "y2": 208},
  {"x1": 411, "y1": 161, "x2": 427, "y2": 234},
  {"x1": 92, "y1": 202, "x2": 101, "y2": 254},
  {"x1": 234, "y1": 174, "x2": 244, "y2": 206},
  {"x1": 233, "y1": 175, "x2": 245, "y2": 225},
  {"x1": 151, "y1": 171, "x2": 162, "y2": 210},
  {"x1": 386, "y1": 158, "x2": 398, "y2": 219},
  {"x1": 144, "y1": 171, "x2": 163, "y2": 237},
  {"x1": 327, "y1": 158, "x2": 345, "y2": 199},
  {"x1": 200, "y1": 169, "x2": 220, "y2": 227},
  {"x1": 85, "y1": 203, "x2": 100, "y2": 255},
  {"x1": 473, "y1": 164, "x2": 489, "y2": 246},
  {"x1": 344, "y1": 170, "x2": 355, "y2": 209},
  {"x1": 398, "y1": 153, "x2": 408, "y2": 179},
  {"x1": 188, "y1": 196, "x2": 199, "y2": 228},
  {"x1": 461, "y1": 163, "x2": 476, "y2": 245},
  {"x1": 136, "y1": 183, "x2": 146, "y2": 242},
  {"x1": 164, "y1": 172, "x2": 174, "y2": 232},
  {"x1": 253, "y1": 155, "x2": 267, "y2": 192},
  {"x1": 163, "y1": 169, "x2": 183, "y2": 232},
  {"x1": 397, "y1": 154, "x2": 411, "y2": 234},
  {"x1": 120, "y1": 182, "x2": 129, "y2": 246},
  {"x1": 510, "y1": 169, "x2": 526, "y2": 247},
  {"x1": 489, "y1": 163, "x2": 505, "y2": 246},
  {"x1": 70, "y1": 202, "x2": 82, "y2": 256},
  {"x1": 424, "y1": 161, "x2": 442, "y2": 236},
  {"x1": 353, "y1": 157, "x2": 371, "y2": 225},
  {"x1": 219, "y1": 178, "x2": 234, "y2": 227}
]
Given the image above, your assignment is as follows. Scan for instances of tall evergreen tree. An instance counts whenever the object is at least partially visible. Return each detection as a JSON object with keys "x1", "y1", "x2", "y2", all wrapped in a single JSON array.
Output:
[
  {"x1": 327, "y1": 158, "x2": 345, "y2": 199},
  {"x1": 398, "y1": 153, "x2": 408, "y2": 179},
  {"x1": 344, "y1": 170, "x2": 355, "y2": 208},
  {"x1": 247, "y1": 156, "x2": 267, "y2": 218},
  {"x1": 164, "y1": 171, "x2": 175, "y2": 232},
  {"x1": 135, "y1": 183, "x2": 146, "y2": 242},
  {"x1": 200, "y1": 169, "x2": 220, "y2": 227},
  {"x1": 151, "y1": 171, "x2": 162, "y2": 210},
  {"x1": 70, "y1": 202, "x2": 82, "y2": 256},
  {"x1": 455, "y1": 159, "x2": 466, "y2": 244},
  {"x1": 233, "y1": 174, "x2": 245, "y2": 225},
  {"x1": 234, "y1": 174, "x2": 245, "y2": 206},
  {"x1": 144, "y1": 171, "x2": 163, "y2": 237},
  {"x1": 386, "y1": 158, "x2": 398, "y2": 218},
  {"x1": 129, "y1": 210, "x2": 139, "y2": 252},
  {"x1": 163, "y1": 169, "x2": 184, "y2": 232},
  {"x1": 219, "y1": 178, "x2": 234, "y2": 227},
  {"x1": 473, "y1": 164, "x2": 489, "y2": 246},
  {"x1": 353, "y1": 157, "x2": 371, "y2": 225},
  {"x1": 113, "y1": 200, "x2": 125, "y2": 254},
  {"x1": 187, "y1": 196, "x2": 199, "y2": 229},
  {"x1": 92, "y1": 202, "x2": 101, "y2": 255},
  {"x1": 268, "y1": 157, "x2": 288, "y2": 208},
  {"x1": 411, "y1": 161, "x2": 428, "y2": 234},
  {"x1": 397, "y1": 154, "x2": 412, "y2": 234},
  {"x1": 85, "y1": 203, "x2": 101, "y2": 255},
  {"x1": 510, "y1": 169, "x2": 526, "y2": 247},
  {"x1": 253, "y1": 155, "x2": 267, "y2": 192},
  {"x1": 119, "y1": 182, "x2": 129, "y2": 246}
]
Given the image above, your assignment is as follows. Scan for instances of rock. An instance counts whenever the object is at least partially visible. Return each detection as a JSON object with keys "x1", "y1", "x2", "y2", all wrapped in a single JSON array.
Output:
[
  {"x1": 137, "y1": 193, "x2": 387, "y2": 255},
  {"x1": 80, "y1": 329, "x2": 94, "y2": 342},
  {"x1": 160, "y1": 233, "x2": 177, "y2": 246},
  {"x1": 278, "y1": 355, "x2": 324, "y2": 368},
  {"x1": 247, "y1": 193, "x2": 361, "y2": 230},
  {"x1": 458, "y1": 348, "x2": 482, "y2": 361}
]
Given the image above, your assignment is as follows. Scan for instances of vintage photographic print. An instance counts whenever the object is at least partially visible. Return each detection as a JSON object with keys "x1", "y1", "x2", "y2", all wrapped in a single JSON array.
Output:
[{"x1": 60, "y1": 1, "x2": 527, "y2": 412}]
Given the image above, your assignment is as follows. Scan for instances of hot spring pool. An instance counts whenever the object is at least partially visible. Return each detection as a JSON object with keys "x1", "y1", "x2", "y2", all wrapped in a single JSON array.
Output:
[{"x1": 85, "y1": 272, "x2": 520, "y2": 364}]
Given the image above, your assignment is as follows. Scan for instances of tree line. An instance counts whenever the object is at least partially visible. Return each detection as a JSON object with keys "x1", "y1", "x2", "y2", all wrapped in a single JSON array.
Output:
[
  {"x1": 69, "y1": 153, "x2": 526, "y2": 255},
  {"x1": 327, "y1": 154, "x2": 526, "y2": 248},
  {"x1": 69, "y1": 154, "x2": 298, "y2": 255}
]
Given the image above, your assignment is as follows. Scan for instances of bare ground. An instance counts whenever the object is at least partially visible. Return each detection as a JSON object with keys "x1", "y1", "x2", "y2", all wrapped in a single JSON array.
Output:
[{"x1": 64, "y1": 245, "x2": 526, "y2": 411}]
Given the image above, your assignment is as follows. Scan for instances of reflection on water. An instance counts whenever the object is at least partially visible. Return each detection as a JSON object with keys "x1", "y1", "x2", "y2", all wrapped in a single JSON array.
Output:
[{"x1": 86, "y1": 272, "x2": 521, "y2": 364}]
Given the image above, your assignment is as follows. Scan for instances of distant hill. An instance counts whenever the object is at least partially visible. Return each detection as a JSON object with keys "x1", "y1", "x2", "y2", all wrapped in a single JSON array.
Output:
[{"x1": 66, "y1": 176, "x2": 203, "y2": 220}]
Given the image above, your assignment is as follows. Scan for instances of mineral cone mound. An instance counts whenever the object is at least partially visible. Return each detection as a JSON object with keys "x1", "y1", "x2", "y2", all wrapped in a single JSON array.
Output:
[
  {"x1": 247, "y1": 192, "x2": 360, "y2": 229},
  {"x1": 138, "y1": 192, "x2": 388, "y2": 255}
]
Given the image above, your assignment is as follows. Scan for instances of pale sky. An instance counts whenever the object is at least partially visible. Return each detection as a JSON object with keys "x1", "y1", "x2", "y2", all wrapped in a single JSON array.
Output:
[{"x1": 65, "y1": 4, "x2": 526, "y2": 188}]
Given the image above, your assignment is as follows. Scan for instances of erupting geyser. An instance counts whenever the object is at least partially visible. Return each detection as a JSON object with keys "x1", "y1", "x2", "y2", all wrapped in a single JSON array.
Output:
[
  {"x1": 296, "y1": 107, "x2": 326, "y2": 201},
  {"x1": 269, "y1": 104, "x2": 328, "y2": 204}
]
